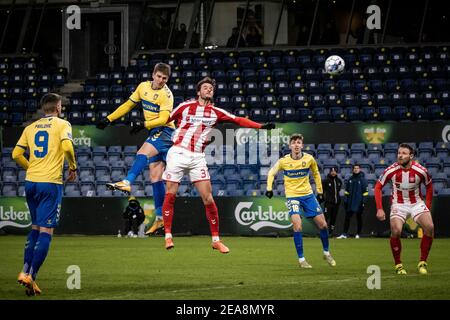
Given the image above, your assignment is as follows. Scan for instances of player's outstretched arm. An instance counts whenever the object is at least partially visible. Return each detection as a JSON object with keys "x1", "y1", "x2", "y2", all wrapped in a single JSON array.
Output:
[
  {"x1": 130, "y1": 111, "x2": 171, "y2": 135},
  {"x1": 232, "y1": 116, "x2": 275, "y2": 130},
  {"x1": 96, "y1": 100, "x2": 136, "y2": 129},
  {"x1": 12, "y1": 146, "x2": 29, "y2": 170},
  {"x1": 266, "y1": 161, "x2": 280, "y2": 198},
  {"x1": 62, "y1": 139, "x2": 77, "y2": 182},
  {"x1": 374, "y1": 181, "x2": 385, "y2": 221},
  {"x1": 213, "y1": 105, "x2": 275, "y2": 129}
]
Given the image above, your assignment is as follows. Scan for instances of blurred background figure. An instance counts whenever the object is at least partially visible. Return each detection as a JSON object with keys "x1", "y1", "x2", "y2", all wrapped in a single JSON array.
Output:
[
  {"x1": 338, "y1": 164, "x2": 369, "y2": 239},
  {"x1": 226, "y1": 27, "x2": 246, "y2": 48},
  {"x1": 322, "y1": 166, "x2": 343, "y2": 237},
  {"x1": 123, "y1": 197, "x2": 145, "y2": 238}
]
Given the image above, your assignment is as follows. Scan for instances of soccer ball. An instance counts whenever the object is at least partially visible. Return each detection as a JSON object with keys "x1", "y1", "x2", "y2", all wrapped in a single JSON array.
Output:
[{"x1": 324, "y1": 55, "x2": 345, "y2": 75}]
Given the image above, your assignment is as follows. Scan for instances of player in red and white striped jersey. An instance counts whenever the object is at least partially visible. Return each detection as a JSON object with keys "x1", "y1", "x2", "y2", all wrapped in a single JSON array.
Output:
[
  {"x1": 374, "y1": 143, "x2": 434, "y2": 275},
  {"x1": 161, "y1": 77, "x2": 275, "y2": 253}
]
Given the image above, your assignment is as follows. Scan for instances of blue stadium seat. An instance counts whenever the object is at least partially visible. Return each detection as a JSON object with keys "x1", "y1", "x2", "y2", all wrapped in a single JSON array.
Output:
[
  {"x1": 2, "y1": 182, "x2": 18, "y2": 196},
  {"x1": 281, "y1": 107, "x2": 297, "y2": 122},
  {"x1": 302, "y1": 144, "x2": 315, "y2": 157},
  {"x1": 323, "y1": 159, "x2": 339, "y2": 171},
  {"x1": 350, "y1": 143, "x2": 366, "y2": 160},
  {"x1": 345, "y1": 106, "x2": 360, "y2": 122},
  {"x1": 435, "y1": 142, "x2": 449, "y2": 160},
  {"x1": 249, "y1": 108, "x2": 266, "y2": 122},
  {"x1": 2, "y1": 167, "x2": 17, "y2": 182},
  {"x1": 333, "y1": 144, "x2": 348, "y2": 162}
]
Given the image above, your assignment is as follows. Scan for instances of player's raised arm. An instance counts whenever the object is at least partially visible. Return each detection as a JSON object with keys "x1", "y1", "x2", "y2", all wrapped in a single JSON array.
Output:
[
  {"x1": 12, "y1": 129, "x2": 30, "y2": 170},
  {"x1": 96, "y1": 83, "x2": 142, "y2": 129},
  {"x1": 265, "y1": 160, "x2": 281, "y2": 198},
  {"x1": 130, "y1": 91, "x2": 174, "y2": 134},
  {"x1": 213, "y1": 106, "x2": 275, "y2": 129}
]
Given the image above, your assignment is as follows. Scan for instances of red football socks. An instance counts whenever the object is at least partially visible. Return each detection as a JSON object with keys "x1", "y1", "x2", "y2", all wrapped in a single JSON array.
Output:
[
  {"x1": 162, "y1": 193, "x2": 176, "y2": 234},
  {"x1": 390, "y1": 237, "x2": 402, "y2": 265},
  {"x1": 205, "y1": 201, "x2": 219, "y2": 237},
  {"x1": 420, "y1": 234, "x2": 433, "y2": 262}
]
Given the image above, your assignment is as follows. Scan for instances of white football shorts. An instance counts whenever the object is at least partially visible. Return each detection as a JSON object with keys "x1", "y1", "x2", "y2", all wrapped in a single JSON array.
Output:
[
  {"x1": 390, "y1": 201, "x2": 430, "y2": 223},
  {"x1": 162, "y1": 146, "x2": 210, "y2": 183}
]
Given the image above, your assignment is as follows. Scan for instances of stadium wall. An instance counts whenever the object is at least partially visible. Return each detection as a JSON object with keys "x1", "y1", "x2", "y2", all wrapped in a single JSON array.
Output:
[{"x1": 1, "y1": 196, "x2": 449, "y2": 237}]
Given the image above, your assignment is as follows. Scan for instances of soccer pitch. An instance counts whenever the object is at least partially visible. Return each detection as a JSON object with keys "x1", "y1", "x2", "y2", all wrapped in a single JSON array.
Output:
[{"x1": 1, "y1": 236, "x2": 449, "y2": 300}]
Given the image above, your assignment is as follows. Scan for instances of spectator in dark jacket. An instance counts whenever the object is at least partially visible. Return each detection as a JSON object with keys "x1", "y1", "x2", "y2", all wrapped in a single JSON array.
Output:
[
  {"x1": 321, "y1": 166, "x2": 343, "y2": 236},
  {"x1": 123, "y1": 197, "x2": 145, "y2": 237},
  {"x1": 337, "y1": 164, "x2": 368, "y2": 239},
  {"x1": 226, "y1": 27, "x2": 246, "y2": 48}
]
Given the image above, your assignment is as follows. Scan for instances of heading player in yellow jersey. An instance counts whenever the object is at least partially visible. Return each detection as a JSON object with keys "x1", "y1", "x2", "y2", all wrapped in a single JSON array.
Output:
[
  {"x1": 13, "y1": 93, "x2": 77, "y2": 296},
  {"x1": 96, "y1": 63, "x2": 174, "y2": 233},
  {"x1": 266, "y1": 134, "x2": 336, "y2": 268}
]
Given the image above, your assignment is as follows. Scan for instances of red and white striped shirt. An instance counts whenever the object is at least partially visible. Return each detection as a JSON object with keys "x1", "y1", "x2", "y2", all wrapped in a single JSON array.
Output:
[
  {"x1": 378, "y1": 161, "x2": 432, "y2": 205},
  {"x1": 169, "y1": 99, "x2": 262, "y2": 153}
]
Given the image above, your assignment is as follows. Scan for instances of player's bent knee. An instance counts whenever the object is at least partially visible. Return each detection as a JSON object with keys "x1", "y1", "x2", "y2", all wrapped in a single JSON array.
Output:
[
  {"x1": 390, "y1": 229, "x2": 402, "y2": 237},
  {"x1": 202, "y1": 194, "x2": 214, "y2": 205},
  {"x1": 423, "y1": 223, "x2": 434, "y2": 235},
  {"x1": 150, "y1": 174, "x2": 162, "y2": 183}
]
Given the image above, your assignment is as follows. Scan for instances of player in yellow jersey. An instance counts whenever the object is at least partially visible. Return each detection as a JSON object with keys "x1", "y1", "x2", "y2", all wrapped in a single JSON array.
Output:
[
  {"x1": 12, "y1": 93, "x2": 77, "y2": 296},
  {"x1": 266, "y1": 134, "x2": 336, "y2": 268},
  {"x1": 96, "y1": 63, "x2": 174, "y2": 234}
]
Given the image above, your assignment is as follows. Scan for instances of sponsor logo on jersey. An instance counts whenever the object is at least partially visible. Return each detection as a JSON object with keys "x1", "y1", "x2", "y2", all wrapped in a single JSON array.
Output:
[{"x1": 284, "y1": 168, "x2": 309, "y2": 178}]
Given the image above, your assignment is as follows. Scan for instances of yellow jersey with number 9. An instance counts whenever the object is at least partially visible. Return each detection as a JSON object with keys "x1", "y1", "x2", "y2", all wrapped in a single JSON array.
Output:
[
  {"x1": 129, "y1": 81, "x2": 175, "y2": 129},
  {"x1": 16, "y1": 116, "x2": 73, "y2": 184}
]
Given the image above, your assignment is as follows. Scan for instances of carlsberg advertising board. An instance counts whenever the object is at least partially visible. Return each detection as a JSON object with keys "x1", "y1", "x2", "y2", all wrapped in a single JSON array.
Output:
[{"x1": 0, "y1": 198, "x2": 32, "y2": 234}]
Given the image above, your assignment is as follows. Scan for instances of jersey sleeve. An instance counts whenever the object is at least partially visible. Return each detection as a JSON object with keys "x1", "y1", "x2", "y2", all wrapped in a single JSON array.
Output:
[
  {"x1": 213, "y1": 106, "x2": 236, "y2": 122},
  {"x1": 378, "y1": 166, "x2": 393, "y2": 187},
  {"x1": 213, "y1": 106, "x2": 262, "y2": 128},
  {"x1": 159, "y1": 88, "x2": 174, "y2": 113},
  {"x1": 60, "y1": 121, "x2": 73, "y2": 142},
  {"x1": 169, "y1": 103, "x2": 187, "y2": 122},
  {"x1": 310, "y1": 158, "x2": 323, "y2": 194},
  {"x1": 129, "y1": 82, "x2": 144, "y2": 103},
  {"x1": 420, "y1": 167, "x2": 432, "y2": 185},
  {"x1": 16, "y1": 127, "x2": 29, "y2": 149}
]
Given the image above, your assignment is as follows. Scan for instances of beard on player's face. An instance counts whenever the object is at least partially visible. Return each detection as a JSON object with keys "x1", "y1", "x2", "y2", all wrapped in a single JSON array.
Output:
[{"x1": 398, "y1": 155, "x2": 412, "y2": 166}]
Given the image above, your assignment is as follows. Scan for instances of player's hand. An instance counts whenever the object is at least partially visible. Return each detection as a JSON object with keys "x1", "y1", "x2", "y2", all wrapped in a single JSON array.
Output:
[
  {"x1": 205, "y1": 136, "x2": 215, "y2": 146},
  {"x1": 67, "y1": 168, "x2": 77, "y2": 182},
  {"x1": 265, "y1": 190, "x2": 273, "y2": 199},
  {"x1": 261, "y1": 123, "x2": 275, "y2": 130},
  {"x1": 96, "y1": 118, "x2": 110, "y2": 130},
  {"x1": 130, "y1": 120, "x2": 145, "y2": 135},
  {"x1": 376, "y1": 209, "x2": 386, "y2": 221},
  {"x1": 317, "y1": 193, "x2": 324, "y2": 204}
]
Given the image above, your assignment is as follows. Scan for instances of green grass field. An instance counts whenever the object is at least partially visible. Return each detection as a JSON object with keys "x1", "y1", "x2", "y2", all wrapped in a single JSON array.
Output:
[{"x1": 1, "y1": 236, "x2": 449, "y2": 300}]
